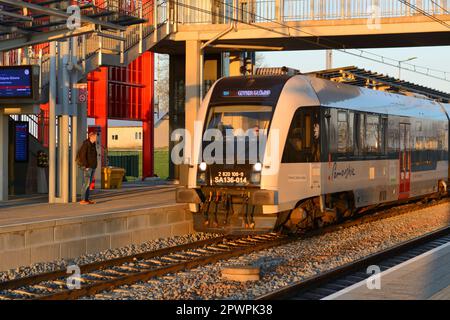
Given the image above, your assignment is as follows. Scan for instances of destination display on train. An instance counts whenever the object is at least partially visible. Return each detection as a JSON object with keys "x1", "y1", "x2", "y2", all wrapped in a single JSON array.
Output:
[
  {"x1": 0, "y1": 67, "x2": 33, "y2": 98},
  {"x1": 222, "y1": 89, "x2": 272, "y2": 98}
]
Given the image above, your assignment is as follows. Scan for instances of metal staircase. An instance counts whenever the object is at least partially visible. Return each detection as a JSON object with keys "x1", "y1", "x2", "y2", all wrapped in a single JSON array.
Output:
[
  {"x1": 1, "y1": 0, "x2": 173, "y2": 104},
  {"x1": 1, "y1": 0, "x2": 173, "y2": 144}
]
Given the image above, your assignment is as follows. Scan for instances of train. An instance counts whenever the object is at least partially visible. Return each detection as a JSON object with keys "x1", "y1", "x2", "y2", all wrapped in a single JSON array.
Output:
[{"x1": 176, "y1": 70, "x2": 450, "y2": 234}]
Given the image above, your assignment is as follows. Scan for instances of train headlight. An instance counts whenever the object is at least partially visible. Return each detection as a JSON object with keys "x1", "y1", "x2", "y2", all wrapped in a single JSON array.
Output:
[
  {"x1": 253, "y1": 162, "x2": 262, "y2": 172},
  {"x1": 197, "y1": 172, "x2": 206, "y2": 184},
  {"x1": 199, "y1": 162, "x2": 207, "y2": 171}
]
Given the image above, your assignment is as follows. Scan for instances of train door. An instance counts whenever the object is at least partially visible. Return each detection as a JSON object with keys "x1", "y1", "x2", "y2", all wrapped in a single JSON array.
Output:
[{"x1": 399, "y1": 123, "x2": 411, "y2": 199}]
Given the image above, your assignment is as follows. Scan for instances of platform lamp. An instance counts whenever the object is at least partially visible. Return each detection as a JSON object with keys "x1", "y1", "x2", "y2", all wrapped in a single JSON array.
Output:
[{"x1": 398, "y1": 56, "x2": 417, "y2": 80}]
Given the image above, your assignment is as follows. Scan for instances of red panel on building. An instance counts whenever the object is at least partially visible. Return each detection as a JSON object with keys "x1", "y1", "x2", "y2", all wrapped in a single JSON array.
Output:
[{"x1": 87, "y1": 52, "x2": 154, "y2": 177}]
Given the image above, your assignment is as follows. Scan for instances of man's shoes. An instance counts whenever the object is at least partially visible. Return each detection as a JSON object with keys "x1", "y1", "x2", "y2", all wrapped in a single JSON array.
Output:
[
  {"x1": 88, "y1": 200, "x2": 96, "y2": 204},
  {"x1": 79, "y1": 200, "x2": 90, "y2": 205}
]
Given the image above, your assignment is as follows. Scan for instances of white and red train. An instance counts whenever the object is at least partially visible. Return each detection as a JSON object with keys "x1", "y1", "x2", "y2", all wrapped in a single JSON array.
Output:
[{"x1": 176, "y1": 72, "x2": 450, "y2": 233}]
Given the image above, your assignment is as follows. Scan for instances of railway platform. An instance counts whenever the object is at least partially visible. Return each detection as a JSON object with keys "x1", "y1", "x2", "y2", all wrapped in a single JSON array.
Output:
[
  {"x1": 325, "y1": 241, "x2": 450, "y2": 300},
  {"x1": 0, "y1": 182, "x2": 192, "y2": 272}
]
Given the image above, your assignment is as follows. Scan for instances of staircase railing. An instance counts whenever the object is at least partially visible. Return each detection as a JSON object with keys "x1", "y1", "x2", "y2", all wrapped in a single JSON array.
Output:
[{"x1": 2, "y1": 0, "x2": 172, "y2": 150}]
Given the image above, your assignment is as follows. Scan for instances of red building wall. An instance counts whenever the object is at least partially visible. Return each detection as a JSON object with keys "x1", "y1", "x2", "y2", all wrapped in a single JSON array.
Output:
[{"x1": 87, "y1": 52, "x2": 154, "y2": 177}]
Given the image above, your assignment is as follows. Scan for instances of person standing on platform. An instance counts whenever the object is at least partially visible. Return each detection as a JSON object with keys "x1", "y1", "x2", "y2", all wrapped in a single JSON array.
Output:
[{"x1": 76, "y1": 131, "x2": 98, "y2": 205}]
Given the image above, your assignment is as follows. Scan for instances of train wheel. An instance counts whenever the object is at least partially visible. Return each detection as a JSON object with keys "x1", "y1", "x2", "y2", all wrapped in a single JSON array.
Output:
[
  {"x1": 284, "y1": 199, "x2": 316, "y2": 233},
  {"x1": 438, "y1": 180, "x2": 447, "y2": 199}
]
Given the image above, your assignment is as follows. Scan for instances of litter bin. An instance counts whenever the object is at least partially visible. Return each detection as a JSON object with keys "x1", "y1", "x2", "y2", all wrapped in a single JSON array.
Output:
[{"x1": 101, "y1": 166, "x2": 126, "y2": 189}]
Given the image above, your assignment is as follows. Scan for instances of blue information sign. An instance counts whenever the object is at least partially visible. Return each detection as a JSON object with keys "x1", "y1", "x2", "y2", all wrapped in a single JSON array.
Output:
[
  {"x1": 0, "y1": 66, "x2": 33, "y2": 98},
  {"x1": 15, "y1": 122, "x2": 29, "y2": 162}
]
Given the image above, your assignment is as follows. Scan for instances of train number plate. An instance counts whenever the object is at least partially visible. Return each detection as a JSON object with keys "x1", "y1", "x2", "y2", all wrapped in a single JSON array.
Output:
[{"x1": 213, "y1": 171, "x2": 248, "y2": 184}]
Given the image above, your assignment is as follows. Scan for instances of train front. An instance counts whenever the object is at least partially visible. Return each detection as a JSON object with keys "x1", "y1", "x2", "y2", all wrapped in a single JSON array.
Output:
[{"x1": 176, "y1": 75, "x2": 291, "y2": 234}]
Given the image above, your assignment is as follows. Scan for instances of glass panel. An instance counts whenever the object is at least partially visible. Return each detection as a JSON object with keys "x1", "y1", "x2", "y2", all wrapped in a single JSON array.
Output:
[
  {"x1": 337, "y1": 111, "x2": 348, "y2": 153},
  {"x1": 205, "y1": 105, "x2": 273, "y2": 136},
  {"x1": 365, "y1": 115, "x2": 380, "y2": 153},
  {"x1": 305, "y1": 114, "x2": 311, "y2": 148}
]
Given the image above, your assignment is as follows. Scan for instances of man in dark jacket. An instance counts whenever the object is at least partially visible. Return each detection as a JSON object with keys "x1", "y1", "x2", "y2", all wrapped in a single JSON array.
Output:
[{"x1": 77, "y1": 131, "x2": 98, "y2": 204}]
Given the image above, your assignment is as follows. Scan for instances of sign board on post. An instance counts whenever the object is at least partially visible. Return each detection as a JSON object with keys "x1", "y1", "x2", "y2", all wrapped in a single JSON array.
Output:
[
  {"x1": 14, "y1": 121, "x2": 29, "y2": 162},
  {"x1": 74, "y1": 83, "x2": 88, "y2": 104}
]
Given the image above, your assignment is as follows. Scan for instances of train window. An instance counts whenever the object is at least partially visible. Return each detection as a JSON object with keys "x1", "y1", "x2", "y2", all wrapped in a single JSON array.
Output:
[
  {"x1": 381, "y1": 117, "x2": 388, "y2": 155},
  {"x1": 282, "y1": 107, "x2": 320, "y2": 163},
  {"x1": 205, "y1": 105, "x2": 273, "y2": 135},
  {"x1": 348, "y1": 112, "x2": 354, "y2": 153},
  {"x1": 365, "y1": 115, "x2": 380, "y2": 153},
  {"x1": 305, "y1": 114, "x2": 311, "y2": 148},
  {"x1": 337, "y1": 111, "x2": 349, "y2": 153}
]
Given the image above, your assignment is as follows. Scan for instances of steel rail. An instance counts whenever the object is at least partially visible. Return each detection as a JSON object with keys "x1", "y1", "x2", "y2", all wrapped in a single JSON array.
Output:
[
  {"x1": 257, "y1": 225, "x2": 450, "y2": 300},
  {"x1": 0, "y1": 236, "x2": 228, "y2": 291},
  {"x1": 0, "y1": 197, "x2": 448, "y2": 300}
]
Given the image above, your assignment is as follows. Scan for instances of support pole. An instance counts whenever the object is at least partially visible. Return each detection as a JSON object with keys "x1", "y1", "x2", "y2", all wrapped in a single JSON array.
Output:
[
  {"x1": 60, "y1": 115, "x2": 70, "y2": 202},
  {"x1": 184, "y1": 40, "x2": 203, "y2": 165},
  {"x1": 326, "y1": 49, "x2": 332, "y2": 69},
  {"x1": 60, "y1": 40, "x2": 70, "y2": 203},
  {"x1": 71, "y1": 37, "x2": 79, "y2": 203},
  {"x1": 229, "y1": 52, "x2": 242, "y2": 76},
  {"x1": 0, "y1": 109, "x2": 8, "y2": 201},
  {"x1": 48, "y1": 42, "x2": 57, "y2": 203}
]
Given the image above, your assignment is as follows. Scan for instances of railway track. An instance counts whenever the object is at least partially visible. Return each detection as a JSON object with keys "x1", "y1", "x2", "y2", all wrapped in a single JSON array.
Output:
[
  {"x1": 257, "y1": 225, "x2": 450, "y2": 300},
  {"x1": 0, "y1": 197, "x2": 448, "y2": 300},
  {"x1": 0, "y1": 233, "x2": 290, "y2": 300}
]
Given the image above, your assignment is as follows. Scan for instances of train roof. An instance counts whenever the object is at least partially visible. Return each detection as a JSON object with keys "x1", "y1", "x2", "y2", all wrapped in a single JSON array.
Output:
[
  {"x1": 307, "y1": 66, "x2": 450, "y2": 103},
  {"x1": 303, "y1": 75, "x2": 450, "y2": 121}
]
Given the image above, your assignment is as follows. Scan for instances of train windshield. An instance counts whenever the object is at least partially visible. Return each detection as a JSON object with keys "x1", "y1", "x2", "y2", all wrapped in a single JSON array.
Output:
[
  {"x1": 203, "y1": 105, "x2": 273, "y2": 164},
  {"x1": 205, "y1": 105, "x2": 273, "y2": 136}
]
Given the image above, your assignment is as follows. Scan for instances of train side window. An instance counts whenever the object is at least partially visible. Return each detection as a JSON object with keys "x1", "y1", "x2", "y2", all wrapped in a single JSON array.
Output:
[
  {"x1": 348, "y1": 112, "x2": 354, "y2": 155},
  {"x1": 365, "y1": 115, "x2": 380, "y2": 153},
  {"x1": 381, "y1": 117, "x2": 388, "y2": 155},
  {"x1": 337, "y1": 111, "x2": 351, "y2": 154},
  {"x1": 305, "y1": 114, "x2": 311, "y2": 148},
  {"x1": 357, "y1": 113, "x2": 366, "y2": 155},
  {"x1": 282, "y1": 108, "x2": 318, "y2": 163}
]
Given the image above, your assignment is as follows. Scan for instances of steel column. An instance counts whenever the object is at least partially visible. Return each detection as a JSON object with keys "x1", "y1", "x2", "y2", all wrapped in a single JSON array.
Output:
[
  {"x1": 184, "y1": 40, "x2": 203, "y2": 165},
  {"x1": 0, "y1": 109, "x2": 8, "y2": 201},
  {"x1": 48, "y1": 42, "x2": 57, "y2": 203}
]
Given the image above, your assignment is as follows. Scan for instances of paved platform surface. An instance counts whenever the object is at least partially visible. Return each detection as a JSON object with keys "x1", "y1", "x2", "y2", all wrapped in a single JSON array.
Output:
[
  {"x1": 0, "y1": 182, "x2": 177, "y2": 227},
  {"x1": 325, "y1": 242, "x2": 450, "y2": 300}
]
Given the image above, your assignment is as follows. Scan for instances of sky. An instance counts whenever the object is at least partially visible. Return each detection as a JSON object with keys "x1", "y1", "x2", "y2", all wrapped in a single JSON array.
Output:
[{"x1": 260, "y1": 46, "x2": 450, "y2": 92}]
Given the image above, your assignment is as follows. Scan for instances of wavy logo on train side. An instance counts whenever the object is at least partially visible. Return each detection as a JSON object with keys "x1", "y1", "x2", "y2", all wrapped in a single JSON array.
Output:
[{"x1": 331, "y1": 162, "x2": 356, "y2": 180}]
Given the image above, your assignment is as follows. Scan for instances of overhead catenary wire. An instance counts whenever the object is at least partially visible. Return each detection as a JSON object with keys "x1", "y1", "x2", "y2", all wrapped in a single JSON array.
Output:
[{"x1": 174, "y1": 0, "x2": 450, "y2": 83}]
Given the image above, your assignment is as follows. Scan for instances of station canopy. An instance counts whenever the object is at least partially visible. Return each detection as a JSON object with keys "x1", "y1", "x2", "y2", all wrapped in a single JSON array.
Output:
[
  {"x1": 308, "y1": 66, "x2": 450, "y2": 104},
  {"x1": 0, "y1": 0, "x2": 146, "y2": 51}
]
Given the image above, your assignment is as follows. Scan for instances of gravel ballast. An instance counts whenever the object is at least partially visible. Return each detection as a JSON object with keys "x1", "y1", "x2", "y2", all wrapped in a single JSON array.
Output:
[
  {"x1": 1, "y1": 202, "x2": 449, "y2": 300},
  {"x1": 0, "y1": 233, "x2": 220, "y2": 283},
  {"x1": 85, "y1": 202, "x2": 450, "y2": 300}
]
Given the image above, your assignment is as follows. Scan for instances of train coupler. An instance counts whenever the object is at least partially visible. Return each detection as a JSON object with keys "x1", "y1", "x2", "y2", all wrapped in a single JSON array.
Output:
[{"x1": 241, "y1": 193, "x2": 255, "y2": 229}]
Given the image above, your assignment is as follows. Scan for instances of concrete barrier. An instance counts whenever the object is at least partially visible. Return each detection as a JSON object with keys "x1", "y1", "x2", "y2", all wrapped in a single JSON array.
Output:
[{"x1": 0, "y1": 204, "x2": 192, "y2": 272}]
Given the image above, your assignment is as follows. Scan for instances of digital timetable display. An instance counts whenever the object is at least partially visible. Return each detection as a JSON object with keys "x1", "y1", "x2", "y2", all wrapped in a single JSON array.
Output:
[
  {"x1": 0, "y1": 66, "x2": 35, "y2": 99},
  {"x1": 14, "y1": 122, "x2": 29, "y2": 162}
]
